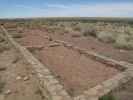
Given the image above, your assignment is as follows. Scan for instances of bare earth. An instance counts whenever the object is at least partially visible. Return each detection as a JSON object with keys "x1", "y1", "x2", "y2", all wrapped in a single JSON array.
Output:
[
  {"x1": 22, "y1": 29, "x2": 133, "y2": 63},
  {"x1": 0, "y1": 39, "x2": 45, "y2": 100},
  {"x1": 19, "y1": 29, "x2": 120, "y2": 96},
  {"x1": 0, "y1": 20, "x2": 132, "y2": 100}
]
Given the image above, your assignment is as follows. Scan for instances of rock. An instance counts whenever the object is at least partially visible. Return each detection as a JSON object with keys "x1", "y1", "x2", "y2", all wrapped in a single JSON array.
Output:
[
  {"x1": 23, "y1": 76, "x2": 29, "y2": 81},
  {"x1": 31, "y1": 71, "x2": 35, "y2": 75},
  {"x1": 119, "y1": 49, "x2": 126, "y2": 53},
  {"x1": 16, "y1": 76, "x2": 22, "y2": 80},
  {"x1": 4, "y1": 90, "x2": 11, "y2": 95},
  {"x1": 49, "y1": 43, "x2": 60, "y2": 47}
]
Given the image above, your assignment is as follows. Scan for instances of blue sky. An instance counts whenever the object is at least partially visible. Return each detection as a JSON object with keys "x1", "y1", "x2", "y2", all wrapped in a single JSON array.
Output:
[{"x1": 0, "y1": 0, "x2": 133, "y2": 18}]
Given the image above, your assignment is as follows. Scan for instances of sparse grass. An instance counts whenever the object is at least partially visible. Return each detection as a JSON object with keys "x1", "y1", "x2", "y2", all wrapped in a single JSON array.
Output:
[
  {"x1": 72, "y1": 26, "x2": 81, "y2": 32},
  {"x1": 82, "y1": 28, "x2": 97, "y2": 37},
  {"x1": 114, "y1": 34, "x2": 133, "y2": 50},
  {"x1": 3, "y1": 19, "x2": 133, "y2": 50},
  {"x1": 42, "y1": 21, "x2": 133, "y2": 50}
]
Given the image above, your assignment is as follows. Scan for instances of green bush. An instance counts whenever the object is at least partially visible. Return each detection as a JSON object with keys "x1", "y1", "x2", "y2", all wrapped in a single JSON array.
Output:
[{"x1": 99, "y1": 94, "x2": 116, "y2": 100}]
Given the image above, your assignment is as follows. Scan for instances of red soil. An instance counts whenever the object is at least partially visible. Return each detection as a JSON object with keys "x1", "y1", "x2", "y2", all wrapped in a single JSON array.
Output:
[
  {"x1": 19, "y1": 30, "x2": 120, "y2": 95},
  {"x1": 21, "y1": 29, "x2": 133, "y2": 63}
]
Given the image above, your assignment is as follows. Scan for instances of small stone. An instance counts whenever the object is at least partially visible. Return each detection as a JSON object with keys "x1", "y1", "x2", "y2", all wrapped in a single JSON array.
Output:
[
  {"x1": 31, "y1": 71, "x2": 35, "y2": 75},
  {"x1": 16, "y1": 76, "x2": 22, "y2": 80},
  {"x1": 49, "y1": 43, "x2": 60, "y2": 47},
  {"x1": 23, "y1": 76, "x2": 29, "y2": 81},
  {"x1": 4, "y1": 90, "x2": 11, "y2": 95},
  {"x1": 119, "y1": 49, "x2": 126, "y2": 53}
]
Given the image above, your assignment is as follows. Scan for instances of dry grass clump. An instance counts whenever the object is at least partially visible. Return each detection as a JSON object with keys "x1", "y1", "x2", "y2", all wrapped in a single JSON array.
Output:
[
  {"x1": 47, "y1": 25, "x2": 68, "y2": 34},
  {"x1": 72, "y1": 26, "x2": 81, "y2": 32},
  {"x1": 114, "y1": 34, "x2": 133, "y2": 50},
  {"x1": 82, "y1": 28, "x2": 97, "y2": 37},
  {"x1": 47, "y1": 26, "x2": 60, "y2": 33},
  {"x1": 97, "y1": 31, "x2": 133, "y2": 50},
  {"x1": 70, "y1": 22, "x2": 79, "y2": 27},
  {"x1": 97, "y1": 31, "x2": 117, "y2": 43}
]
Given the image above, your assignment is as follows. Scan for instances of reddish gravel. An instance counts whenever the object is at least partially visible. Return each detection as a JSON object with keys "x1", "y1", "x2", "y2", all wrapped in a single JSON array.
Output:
[{"x1": 19, "y1": 30, "x2": 120, "y2": 95}]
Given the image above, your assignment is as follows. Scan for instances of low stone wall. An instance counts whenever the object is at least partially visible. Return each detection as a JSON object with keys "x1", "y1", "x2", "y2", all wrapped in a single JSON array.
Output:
[
  {"x1": 53, "y1": 40, "x2": 133, "y2": 100},
  {"x1": 1, "y1": 26, "x2": 72, "y2": 100},
  {"x1": 1, "y1": 26, "x2": 133, "y2": 100}
]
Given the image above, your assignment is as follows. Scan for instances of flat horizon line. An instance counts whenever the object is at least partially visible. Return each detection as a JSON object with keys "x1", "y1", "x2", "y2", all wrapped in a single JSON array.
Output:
[{"x1": 0, "y1": 16, "x2": 133, "y2": 20}]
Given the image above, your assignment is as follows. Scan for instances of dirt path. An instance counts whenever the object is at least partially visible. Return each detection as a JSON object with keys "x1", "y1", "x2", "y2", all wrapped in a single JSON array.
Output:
[{"x1": 0, "y1": 34, "x2": 45, "y2": 100}]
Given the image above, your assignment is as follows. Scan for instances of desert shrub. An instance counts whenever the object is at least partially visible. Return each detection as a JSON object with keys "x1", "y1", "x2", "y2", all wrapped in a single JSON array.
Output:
[
  {"x1": 47, "y1": 26, "x2": 67, "y2": 34},
  {"x1": 72, "y1": 26, "x2": 81, "y2": 31},
  {"x1": 70, "y1": 22, "x2": 78, "y2": 27},
  {"x1": 82, "y1": 28, "x2": 97, "y2": 37},
  {"x1": 99, "y1": 94, "x2": 116, "y2": 100},
  {"x1": 114, "y1": 34, "x2": 133, "y2": 50},
  {"x1": 97, "y1": 31, "x2": 117, "y2": 43},
  {"x1": 60, "y1": 24, "x2": 65, "y2": 28},
  {"x1": 63, "y1": 29, "x2": 69, "y2": 33}
]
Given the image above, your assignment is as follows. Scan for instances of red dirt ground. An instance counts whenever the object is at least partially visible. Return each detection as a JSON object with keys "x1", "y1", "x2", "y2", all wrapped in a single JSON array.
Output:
[
  {"x1": 19, "y1": 30, "x2": 120, "y2": 96},
  {"x1": 0, "y1": 39, "x2": 45, "y2": 100},
  {"x1": 21, "y1": 29, "x2": 133, "y2": 63}
]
